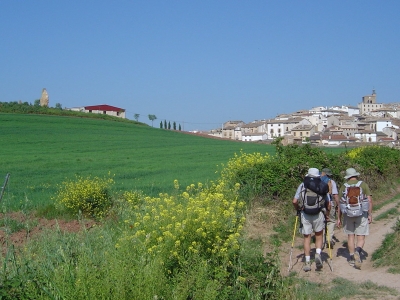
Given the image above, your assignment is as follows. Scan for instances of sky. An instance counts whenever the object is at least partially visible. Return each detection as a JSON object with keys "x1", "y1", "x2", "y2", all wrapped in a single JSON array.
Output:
[{"x1": 1, "y1": 1, "x2": 400, "y2": 131}]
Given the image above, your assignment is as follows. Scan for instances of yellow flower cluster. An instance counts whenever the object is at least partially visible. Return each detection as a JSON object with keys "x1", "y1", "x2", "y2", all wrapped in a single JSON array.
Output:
[
  {"x1": 118, "y1": 180, "x2": 246, "y2": 264},
  {"x1": 219, "y1": 150, "x2": 270, "y2": 183},
  {"x1": 346, "y1": 147, "x2": 363, "y2": 159},
  {"x1": 53, "y1": 175, "x2": 114, "y2": 219}
]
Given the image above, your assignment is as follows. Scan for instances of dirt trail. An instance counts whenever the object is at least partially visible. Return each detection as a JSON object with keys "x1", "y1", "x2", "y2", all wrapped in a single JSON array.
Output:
[{"x1": 282, "y1": 198, "x2": 400, "y2": 293}]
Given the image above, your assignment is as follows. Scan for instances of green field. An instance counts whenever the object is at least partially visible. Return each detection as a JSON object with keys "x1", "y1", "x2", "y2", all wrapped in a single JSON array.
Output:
[{"x1": 0, "y1": 113, "x2": 276, "y2": 210}]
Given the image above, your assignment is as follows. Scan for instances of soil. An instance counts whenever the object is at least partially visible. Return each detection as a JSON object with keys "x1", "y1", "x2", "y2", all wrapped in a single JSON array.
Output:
[{"x1": 0, "y1": 212, "x2": 96, "y2": 250}]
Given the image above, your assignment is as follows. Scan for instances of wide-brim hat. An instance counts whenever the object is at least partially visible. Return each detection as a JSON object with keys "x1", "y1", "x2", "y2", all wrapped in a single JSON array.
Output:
[
  {"x1": 344, "y1": 168, "x2": 360, "y2": 179},
  {"x1": 306, "y1": 168, "x2": 320, "y2": 177},
  {"x1": 322, "y1": 168, "x2": 333, "y2": 176}
]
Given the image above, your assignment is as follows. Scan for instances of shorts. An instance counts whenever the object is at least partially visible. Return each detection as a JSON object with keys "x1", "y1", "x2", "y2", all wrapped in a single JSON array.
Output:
[
  {"x1": 300, "y1": 211, "x2": 325, "y2": 235},
  {"x1": 343, "y1": 212, "x2": 369, "y2": 236}
]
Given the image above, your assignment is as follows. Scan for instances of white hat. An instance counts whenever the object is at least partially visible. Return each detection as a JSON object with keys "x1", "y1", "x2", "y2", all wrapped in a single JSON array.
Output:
[
  {"x1": 306, "y1": 168, "x2": 320, "y2": 177},
  {"x1": 344, "y1": 168, "x2": 360, "y2": 179}
]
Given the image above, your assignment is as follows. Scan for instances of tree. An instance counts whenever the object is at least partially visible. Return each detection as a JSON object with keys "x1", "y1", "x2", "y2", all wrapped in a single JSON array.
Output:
[
  {"x1": 55, "y1": 103, "x2": 62, "y2": 109},
  {"x1": 173, "y1": 121, "x2": 176, "y2": 130},
  {"x1": 134, "y1": 114, "x2": 140, "y2": 122},
  {"x1": 160, "y1": 121, "x2": 163, "y2": 129},
  {"x1": 168, "y1": 121, "x2": 171, "y2": 130},
  {"x1": 34, "y1": 99, "x2": 40, "y2": 106},
  {"x1": 179, "y1": 124, "x2": 181, "y2": 131},
  {"x1": 164, "y1": 120, "x2": 167, "y2": 129},
  {"x1": 148, "y1": 114, "x2": 157, "y2": 127}
]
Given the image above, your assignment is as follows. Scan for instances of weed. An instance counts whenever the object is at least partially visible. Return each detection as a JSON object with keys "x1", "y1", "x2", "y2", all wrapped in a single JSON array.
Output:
[{"x1": 375, "y1": 207, "x2": 399, "y2": 221}]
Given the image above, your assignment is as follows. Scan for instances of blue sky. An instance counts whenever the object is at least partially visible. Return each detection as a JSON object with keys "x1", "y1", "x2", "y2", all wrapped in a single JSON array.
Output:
[{"x1": 1, "y1": 1, "x2": 399, "y2": 131}]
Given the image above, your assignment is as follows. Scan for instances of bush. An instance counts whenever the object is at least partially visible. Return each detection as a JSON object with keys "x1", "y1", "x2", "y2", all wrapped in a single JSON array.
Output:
[{"x1": 54, "y1": 175, "x2": 114, "y2": 219}]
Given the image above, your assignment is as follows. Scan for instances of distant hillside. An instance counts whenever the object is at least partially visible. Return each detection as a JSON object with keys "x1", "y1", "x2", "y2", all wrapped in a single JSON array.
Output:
[{"x1": 0, "y1": 101, "x2": 146, "y2": 126}]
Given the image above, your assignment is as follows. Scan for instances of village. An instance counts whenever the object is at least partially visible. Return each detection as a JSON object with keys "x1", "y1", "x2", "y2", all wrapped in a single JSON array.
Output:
[{"x1": 205, "y1": 90, "x2": 400, "y2": 146}]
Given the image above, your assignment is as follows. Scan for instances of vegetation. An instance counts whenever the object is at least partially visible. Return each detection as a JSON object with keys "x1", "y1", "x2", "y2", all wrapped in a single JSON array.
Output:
[
  {"x1": 372, "y1": 218, "x2": 400, "y2": 274},
  {"x1": 0, "y1": 111, "x2": 400, "y2": 299}
]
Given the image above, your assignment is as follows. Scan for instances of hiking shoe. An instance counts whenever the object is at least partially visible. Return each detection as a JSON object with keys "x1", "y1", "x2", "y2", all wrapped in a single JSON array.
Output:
[
  {"x1": 348, "y1": 258, "x2": 355, "y2": 266},
  {"x1": 354, "y1": 252, "x2": 362, "y2": 269},
  {"x1": 303, "y1": 261, "x2": 311, "y2": 272},
  {"x1": 315, "y1": 253, "x2": 323, "y2": 270}
]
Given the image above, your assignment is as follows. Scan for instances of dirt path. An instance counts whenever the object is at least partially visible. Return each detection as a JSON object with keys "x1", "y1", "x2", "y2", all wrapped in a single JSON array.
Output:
[{"x1": 282, "y1": 198, "x2": 400, "y2": 294}]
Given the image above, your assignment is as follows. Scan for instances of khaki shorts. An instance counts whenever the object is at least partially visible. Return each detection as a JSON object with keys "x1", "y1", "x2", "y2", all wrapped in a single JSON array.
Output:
[
  {"x1": 343, "y1": 212, "x2": 369, "y2": 236},
  {"x1": 300, "y1": 211, "x2": 325, "y2": 235}
]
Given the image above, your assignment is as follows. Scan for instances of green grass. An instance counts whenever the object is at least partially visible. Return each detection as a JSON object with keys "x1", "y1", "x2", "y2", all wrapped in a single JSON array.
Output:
[
  {"x1": 372, "y1": 218, "x2": 400, "y2": 272},
  {"x1": 0, "y1": 113, "x2": 277, "y2": 210},
  {"x1": 375, "y1": 207, "x2": 399, "y2": 221}
]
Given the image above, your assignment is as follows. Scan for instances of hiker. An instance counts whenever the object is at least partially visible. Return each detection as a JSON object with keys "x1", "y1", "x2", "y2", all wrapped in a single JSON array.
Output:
[
  {"x1": 293, "y1": 167, "x2": 330, "y2": 272},
  {"x1": 321, "y1": 168, "x2": 339, "y2": 248},
  {"x1": 337, "y1": 168, "x2": 373, "y2": 270}
]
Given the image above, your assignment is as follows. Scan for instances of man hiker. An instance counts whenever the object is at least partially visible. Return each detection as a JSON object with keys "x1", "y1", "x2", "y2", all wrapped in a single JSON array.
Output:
[
  {"x1": 293, "y1": 167, "x2": 330, "y2": 272},
  {"x1": 337, "y1": 168, "x2": 373, "y2": 270},
  {"x1": 321, "y1": 168, "x2": 339, "y2": 248}
]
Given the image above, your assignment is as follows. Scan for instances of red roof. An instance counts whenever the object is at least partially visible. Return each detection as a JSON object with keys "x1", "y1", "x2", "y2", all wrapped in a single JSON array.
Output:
[{"x1": 84, "y1": 104, "x2": 124, "y2": 112}]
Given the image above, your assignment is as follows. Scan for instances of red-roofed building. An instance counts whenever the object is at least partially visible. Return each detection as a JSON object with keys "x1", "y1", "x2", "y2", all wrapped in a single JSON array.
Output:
[{"x1": 69, "y1": 104, "x2": 126, "y2": 118}]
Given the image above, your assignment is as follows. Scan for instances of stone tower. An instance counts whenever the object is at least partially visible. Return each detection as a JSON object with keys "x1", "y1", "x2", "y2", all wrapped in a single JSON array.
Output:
[{"x1": 40, "y1": 88, "x2": 49, "y2": 107}]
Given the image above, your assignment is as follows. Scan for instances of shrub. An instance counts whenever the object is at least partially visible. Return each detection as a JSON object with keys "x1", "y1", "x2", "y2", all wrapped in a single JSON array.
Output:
[{"x1": 54, "y1": 175, "x2": 114, "y2": 219}]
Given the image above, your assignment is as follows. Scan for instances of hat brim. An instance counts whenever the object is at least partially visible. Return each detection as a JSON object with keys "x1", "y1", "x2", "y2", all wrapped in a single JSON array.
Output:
[
  {"x1": 344, "y1": 172, "x2": 360, "y2": 179},
  {"x1": 306, "y1": 174, "x2": 320, "y2": 177}
]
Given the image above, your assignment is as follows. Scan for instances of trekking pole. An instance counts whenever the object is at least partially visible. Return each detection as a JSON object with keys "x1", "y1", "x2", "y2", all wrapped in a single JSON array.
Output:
[
  {"x1": 288, "y1": 212, "x2": 299, "y2": 272},
  {"x1": 326, "y1": 224, "x2": 333, "y2": 272},
  {"x1": 0, "y1": 173, "x2": 10, "y2": 203}
]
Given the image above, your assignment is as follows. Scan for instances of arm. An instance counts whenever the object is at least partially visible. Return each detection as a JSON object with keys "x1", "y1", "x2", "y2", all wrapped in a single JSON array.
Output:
[
  {"x1": 292, "y1": 197, "x2": 299, "y2": 211},
  {"x1": 367, "y1": 195, "x2": 373, "y2": 223},
  {"x1": 336, "y1": 194, "x2": 342, "y2": 228}
]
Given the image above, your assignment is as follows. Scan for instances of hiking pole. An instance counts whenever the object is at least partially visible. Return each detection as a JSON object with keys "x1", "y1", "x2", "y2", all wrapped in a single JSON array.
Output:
[
  {"x1": 288, "y1": 212, "x2": 299, "y2": 272},
  {"x1": 0, "y1": 173, "x2": 10, "y2": 203},
  {"x1": 326, "y1": 224, "x2": 333, "y2": 272}
]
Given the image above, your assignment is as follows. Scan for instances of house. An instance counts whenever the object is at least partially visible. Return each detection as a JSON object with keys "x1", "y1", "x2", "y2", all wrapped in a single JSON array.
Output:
[
  {"x1": 291, "y1": 124, "x2": 315, "y2": 142},
  {"x1": 354, "y1": 131, "x2": 377, "y2": 143},
  {"x1": 241, "y1": 121, "x2": 265, "y2": 134},
  {"x1": 241, "y1": 132, "x2": 268, "y2": 142},
  {"x1": 221, "y1": 121, "x2": 244, "y2": 140},
  {"x1": 321, "y1": 134, "x2": 356, "y2": 146},
  {"x1": 69, "y1": 104, "x2": 126, "y2": 118}
]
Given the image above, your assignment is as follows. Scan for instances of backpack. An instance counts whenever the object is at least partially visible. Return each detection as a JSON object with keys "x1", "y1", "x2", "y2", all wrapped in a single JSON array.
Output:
[
  {"x1": 320, "y1": 175, "x2": 333, "y2": 201},
  {"x1": 300, "y1": 176, "x2": 328, "y2": 215},
  {"x1": 340, "y1": 181, "x2": 369, "y2": 217},
  {"x1": 303, "y1": 176, "x2": 329, "y2": 195}
]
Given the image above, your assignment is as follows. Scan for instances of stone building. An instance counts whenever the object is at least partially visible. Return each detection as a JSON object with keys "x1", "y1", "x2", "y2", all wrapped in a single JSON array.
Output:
[{"x1": 40, "y1": 88, "x2": 49, "y2": 107}]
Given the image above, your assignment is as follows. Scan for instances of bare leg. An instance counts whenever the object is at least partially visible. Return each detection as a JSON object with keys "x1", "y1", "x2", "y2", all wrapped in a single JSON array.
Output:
[
  {"x1": 315, "y1": 230, "x2": 323, "y2": 249},
  {"x1": 348, "y1": 234, "x2": 355, "y2": 254},
  {"x1": 356, "y1": 235, "x2": 366, "y2": 249},
  {"x1": 303, "y1": 234, "x2": 311, "y2": 256}
]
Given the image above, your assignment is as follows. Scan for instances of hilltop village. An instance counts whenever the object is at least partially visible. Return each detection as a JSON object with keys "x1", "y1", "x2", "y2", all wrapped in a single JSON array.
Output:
[{"x1": 205, "y1": 90, "x2": 400, "y2": 146}]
